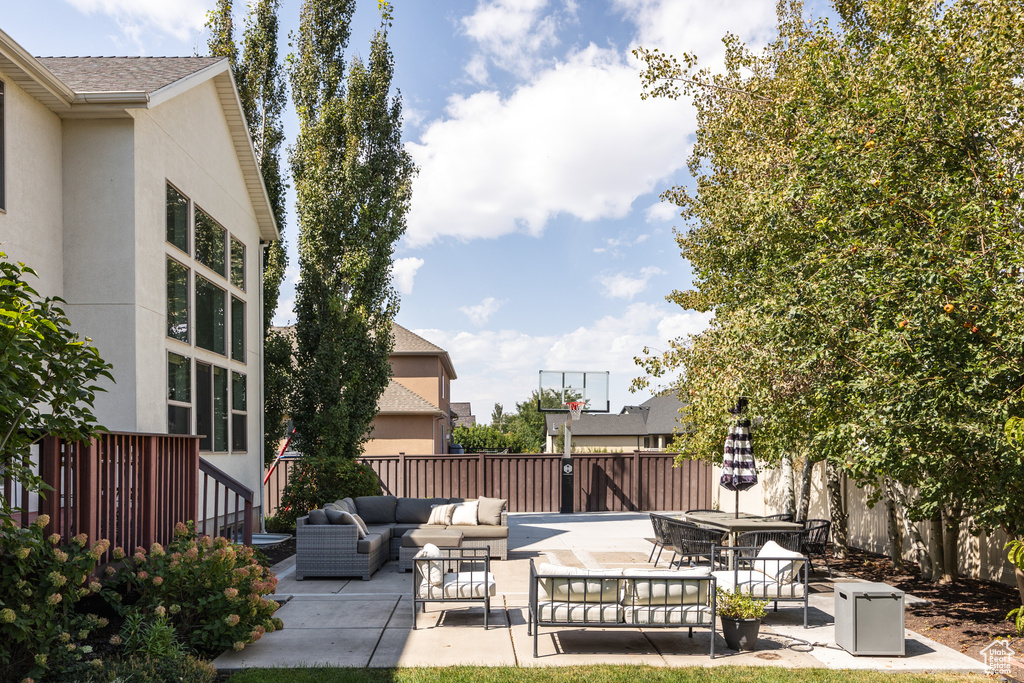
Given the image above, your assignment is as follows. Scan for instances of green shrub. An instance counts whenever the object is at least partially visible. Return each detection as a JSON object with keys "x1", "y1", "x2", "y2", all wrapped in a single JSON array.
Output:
[
  {"x1": 716, "y1": 588, "x2": 768, "y2": 620},
  {"x1": 117, "y1": 607, "x2": 185, "y2": 659},
  {"x1": 275, "y1": 456, "x2": 380, "y2": 527},
  {"x1": 103, "y1": 522, "x2": 283, "y2": 657},
  {"x1": 452, "y1": 424, "x2": 526, "y2": 453},
  {"x1": 263, "y1": 514, "x2": 294, "y2": 534},
  {"x1": 0, "y1": 514, "x2": 110, "y2": 680},
  {"x1": 52, "y1": 653, "x2": 217, "y2": 683}
]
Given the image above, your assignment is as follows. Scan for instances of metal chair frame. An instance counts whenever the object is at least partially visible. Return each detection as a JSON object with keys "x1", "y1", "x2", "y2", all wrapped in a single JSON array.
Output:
[
  {"x1": 666, "y1": 518, "x2": 726, "y2": 567},
  {"x1": 800, "y1": 519, "x2": 833, "y2": 577},
  {"x1": 647, "y1": 513, "x2": 676, "y2": 566}
]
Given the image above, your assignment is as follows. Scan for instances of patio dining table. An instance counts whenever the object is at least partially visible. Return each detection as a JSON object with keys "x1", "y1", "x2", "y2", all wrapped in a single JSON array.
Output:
[{"x1": 679, "y1": 511, "x2": 804, "y2": 568}]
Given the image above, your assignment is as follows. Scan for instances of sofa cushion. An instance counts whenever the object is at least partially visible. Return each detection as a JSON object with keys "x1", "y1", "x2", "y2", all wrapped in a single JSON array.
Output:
[
  {"x1": 427, "y1": 503, "x2": 456, "y2": 525},
  {"x1": 448, "y1": 497, "x2": 465, "y2": 504},
  {"x1": 477, "y1": 497, "x2": 507, "y2": 525},
  {"x1": 451, "y1": 501, "x2": 479, "y2": 526},
  {"x1": 307, "y1": 509, "x2": 329, "y2": 525},
  {"x1": 365, "y1": 525, "x2": 393, "y2": 546},
  {"x1": 324, "y1": 508, "x2": 367, "y2": 538},
  {"x1": 447, "y1": 524, "x2": 509, "y2": 539},
  {"x1": 536, "y1": 603, "x2": 622, "y2": 624},
  {"x1": 357, "y1": 532, "x2": 384, "y2": 555},
  {"x1": 536, "y1": 564, "x2": 622, "y2": 603},
  {"x1": 624, "y1": 604, "x2": 712, "y2": 625},
  {"x1": 323, "y1": 503, "x2": 341, "y2": 511},
  {"x1": 396, "y1": 497, "x2": 436, "y2": 524},
  {"x1": 392, "y1": 523, "x2": 447, "y2": 537},
  {"x1": 413, "y1": 543, "x2": 445, "y2": 586},
  {"x1": 712, "y1": 570, "x2": 806, "y2": 598},
  {"x1": 622, "y1": 568, "x2": 711, "y2": 606},
  {"x1": 355, "y1": 496, "x2": 398, "y2": 524},
  {"x1": 756, "y1": 540, "x2": 805, "y2": 584},
  {"x1": 417, "y1": 571, "x2": 496, "y2": 599},
  {"x1": 402, "y1": 528, "x2": 464, "y2": 548}
]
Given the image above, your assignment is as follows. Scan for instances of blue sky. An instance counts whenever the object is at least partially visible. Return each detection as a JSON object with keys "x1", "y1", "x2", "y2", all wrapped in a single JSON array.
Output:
[{"x1": 4, "y1": 0, "x2": 822, "y2": 420}]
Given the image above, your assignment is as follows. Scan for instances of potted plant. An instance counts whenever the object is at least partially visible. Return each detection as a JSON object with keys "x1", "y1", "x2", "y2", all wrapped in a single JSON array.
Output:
[{"x1": 717, "y1": 588, "x2": 769, "y2": 651}]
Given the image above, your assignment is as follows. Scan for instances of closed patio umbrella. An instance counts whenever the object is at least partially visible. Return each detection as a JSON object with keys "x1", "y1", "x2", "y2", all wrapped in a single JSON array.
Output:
[{"x1": 720, "y1": 403, "x2": 757, "y2": 517}]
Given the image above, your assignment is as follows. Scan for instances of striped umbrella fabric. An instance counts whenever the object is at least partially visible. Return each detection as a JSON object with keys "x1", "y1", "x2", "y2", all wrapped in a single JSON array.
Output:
[{"x1": 720, "y1": 420, "x2": 758, "y2": 492}]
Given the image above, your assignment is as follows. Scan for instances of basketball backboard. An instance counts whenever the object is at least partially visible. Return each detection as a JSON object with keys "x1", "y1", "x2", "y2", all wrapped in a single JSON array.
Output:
[{"x1": 537, "y1": 370, "x2": 610, "y2": 413}]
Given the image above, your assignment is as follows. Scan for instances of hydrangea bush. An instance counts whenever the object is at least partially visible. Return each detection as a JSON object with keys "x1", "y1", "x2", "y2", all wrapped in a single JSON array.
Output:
[
  {"x1": 104, "y1": 522, "x2": 282, "y2": 656},
  {"x1": 0, "y1": 515, "x2": 110, "y2": 680}
]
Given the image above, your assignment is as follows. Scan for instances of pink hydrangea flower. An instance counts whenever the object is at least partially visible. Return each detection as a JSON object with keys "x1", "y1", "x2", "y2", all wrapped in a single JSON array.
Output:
[
  {"x1": 112, "y1": 547, "x2": 126, "y2": 560},
  {"x1": 47, "y1": 593, "x2": 62, "y2": 605},
  {"x1": 152, "y1": 576, "x2": 164, "y2": 586},
  {"x1": 48, "y1": 533, "x2": 61, "y2": 544},
  {"x1": 73, "y1": 533, "x2": 88, "y2": 547},
  {"x1": 224, "y1": 614, "x2": 241, "y2": 627},
  {"x1": 233, "y1": 641, "x2": 245, "y2": 651},
  {"x1": 224, "y1": 587, "x2": 239, "y2": 599}
]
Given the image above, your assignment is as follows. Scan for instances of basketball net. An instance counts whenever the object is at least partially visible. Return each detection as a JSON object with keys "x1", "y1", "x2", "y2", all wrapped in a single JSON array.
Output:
[{"x1": 566, "y1": 401, "x2": 586, "y2": 421}]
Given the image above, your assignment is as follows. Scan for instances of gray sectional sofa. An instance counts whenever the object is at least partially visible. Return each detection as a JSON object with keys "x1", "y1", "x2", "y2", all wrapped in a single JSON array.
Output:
[{"x1": 295, "y1": 495, "x2": 509, "y2": 581}]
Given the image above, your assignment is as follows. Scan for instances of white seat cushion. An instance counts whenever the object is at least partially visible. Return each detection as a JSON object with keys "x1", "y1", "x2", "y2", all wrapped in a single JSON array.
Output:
[
  {"x1": 417, "y1": 571, "x2": 496, "y2": 599},
  {"x1": 536, "y1": 602, "x2": 623, "y2": 624},
  {"x1": 624, "y1": 604, "x2": 713, "y2": 625},
  {"x1": 622, "y1": 575, "x2": 710, "y2": 606},
  {"x1": 413, "y1": 543, "x2": 444, "y2": 587},
  {"x1": 535, "y1": 564, "x2": 622, "y2": 603},
  {"x1": 755, "y1": 540, "x2": 805, "y2": 584},
  {"x1": 712, "y1": 570, "x2": 805, "y2": 598}
]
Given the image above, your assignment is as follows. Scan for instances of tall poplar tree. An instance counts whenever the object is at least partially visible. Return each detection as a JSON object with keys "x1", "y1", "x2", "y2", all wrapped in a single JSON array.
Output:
[
  {"x1": 207, "y1": 0, "x2": 292, "y2": 463},
  {"x1": 288, "y1": 1, "x2": 416, "y2": 466}
]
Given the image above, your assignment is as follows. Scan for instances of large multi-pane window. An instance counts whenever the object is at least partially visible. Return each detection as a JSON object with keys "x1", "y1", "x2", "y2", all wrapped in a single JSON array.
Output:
[
  {"x1": 166, "y1": 184, "x2": 247, "y2": 452},
  {"x1": 0, "y1": 80, "x2": 5, "y2": 212},
  {"x1": 195, "y1": 208, "x2": 226, "y2": 276},
  {"x1": 196, "y1": 276, "x2": 226, "y2": 355},
  {"x1": 167, "y1": 258, "x2": 190, "y2": 342}
]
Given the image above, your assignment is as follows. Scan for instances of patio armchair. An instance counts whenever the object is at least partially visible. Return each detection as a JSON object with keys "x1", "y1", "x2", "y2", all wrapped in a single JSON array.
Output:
[
  {"x1": 412, "y1": 544, "x2": 495, "y2": 629},
  {"x1": 762, "y1": 513, "x2": 794, "y2": 522},
  {"x1": 666, "y1": 518, "x2": 726, "y2": 568},
  {"x1": 648, "y1": 513, "x2": 676, "y2": 566},
  {"x1": 711, "y1": 540, "x2": 809, "y2": 628},
  {"x1": 800, "y1": 519, "x2": 833, "y2": 577}
]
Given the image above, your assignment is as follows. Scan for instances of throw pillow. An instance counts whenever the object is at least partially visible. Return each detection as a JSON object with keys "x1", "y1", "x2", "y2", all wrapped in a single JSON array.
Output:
[
  {"x1": 414, "y1": 542, "x2": 445, "y2": 586},
  {"x1": 755, "y1": 540, "x2": 805, "y2": 584},
  {"x1": 477, "y1": 496, "x2": 507, "y2": 525},
  {"x1": 350, "y1": 513, "x2": 370, "y2": 537},
  {"x1": 337, "y1": 498, "x2": 357, "y2": 515},
  {"x1": 451, "y1": 500, "x2": 479, "y2": 526},
  {"x1": 427, "y1": 503, "x2": 456, "y2": 525},
  {"x1": 324, "y1": 508, "x2": 367, "y2": 539},
  {"x1": 306, "y1": 509, "x2": 328, "y2": 525}
]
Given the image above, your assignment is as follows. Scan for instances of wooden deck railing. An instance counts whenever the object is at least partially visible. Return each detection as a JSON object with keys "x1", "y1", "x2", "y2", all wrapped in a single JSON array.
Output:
[
  {"x1": 263, "y1": 451, "x2": 712, "y2": 515},
  {"x1": 3, "y1": 432, "x2": 255, "y2": 558}
]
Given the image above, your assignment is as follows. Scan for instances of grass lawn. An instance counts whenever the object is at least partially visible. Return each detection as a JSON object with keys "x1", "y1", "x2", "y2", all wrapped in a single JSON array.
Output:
[{"x1": 226, "y1": 666, "x2": 981, "y2": 682}]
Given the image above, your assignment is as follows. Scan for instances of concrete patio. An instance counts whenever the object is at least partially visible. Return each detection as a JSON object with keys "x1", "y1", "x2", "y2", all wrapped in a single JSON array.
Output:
[{"x1": 214, "y1": 512, "x2": 989, "y2": 673}]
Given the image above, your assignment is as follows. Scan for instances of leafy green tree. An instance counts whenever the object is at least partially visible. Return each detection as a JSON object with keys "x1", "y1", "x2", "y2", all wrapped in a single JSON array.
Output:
[
  {"x1": 452, "y1": 425, "x2": 525, "y2": 453},
  {"x1": 286, "y1": 0, "x2": 415, "y2": 498},
  {"x1": 0, "y1": 256, "x2": 112, "y2": 512},
  {"x1": 504, "y1": 390, "x2": 552, "y2": 453},
  {"x1": 206, "y1": 0, "x2": 292, "y2": 462},
  {"x1": 635, "y1": 0, "x2": 1024, "y2": 579}
]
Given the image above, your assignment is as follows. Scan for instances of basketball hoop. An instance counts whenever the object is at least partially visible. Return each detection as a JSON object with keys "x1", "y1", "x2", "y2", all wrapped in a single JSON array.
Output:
[{"x1": 565, "y1": 401, "x2": 586, "y2": 420}]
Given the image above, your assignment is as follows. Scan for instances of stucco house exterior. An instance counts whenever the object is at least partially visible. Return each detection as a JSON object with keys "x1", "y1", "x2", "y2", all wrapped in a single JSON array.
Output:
[
  {"x1": 0, "y1": 28, "x2": 278, "y2": 506},
  {"x1": 545, "y1": 394, "x2": 685, "y2": 453},
  {"x1": 364, "y1": 323, "x2": 458, "y2": 455}
]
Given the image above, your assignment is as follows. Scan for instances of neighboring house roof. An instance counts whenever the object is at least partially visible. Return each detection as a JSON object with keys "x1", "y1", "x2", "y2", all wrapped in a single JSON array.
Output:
[
  {"x1": 0, "y1": 29, "x2": 278, "y2": 242},
  {"x1": 451, "y1": 402, "x2": 475, "y2": 427},
  {"x1": 637, "y1": 394, "x2": 685, "y2": 434},
  {"x1": 545, "y1": 394, "x2": 686, "y2": 438},
  {"x1": 391, "y1": 323, "x2": 457, "y2": 379},
  {"x1": 377, "y1": 379, "x2": 445, "y2": 416}
]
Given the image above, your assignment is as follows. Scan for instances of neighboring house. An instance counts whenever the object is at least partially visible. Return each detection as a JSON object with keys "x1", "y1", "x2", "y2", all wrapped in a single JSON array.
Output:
[
  {"x1": 0, "y1": 29, "x2": 278, "y2": 504},
  {"x1": 545, "y1": 394, "x2": 685, "y2": 453},
  {"x1": 365, "y1": 323, "x2": 458, "y2": 455},
  {"x1": 451, "y1": 402, "x2": 475, "y2": 427}
]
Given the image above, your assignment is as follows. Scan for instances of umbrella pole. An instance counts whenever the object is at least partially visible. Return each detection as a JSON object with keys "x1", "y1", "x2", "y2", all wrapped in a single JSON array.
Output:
[{"x1": 735, "y1": 489, "x2": 739, "y2": 518}]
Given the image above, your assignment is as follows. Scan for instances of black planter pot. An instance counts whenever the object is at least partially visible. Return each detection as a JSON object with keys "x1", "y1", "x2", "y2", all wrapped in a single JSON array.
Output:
[{"x1": 721, "y1": 616, "x2": 761, "y2": 651}]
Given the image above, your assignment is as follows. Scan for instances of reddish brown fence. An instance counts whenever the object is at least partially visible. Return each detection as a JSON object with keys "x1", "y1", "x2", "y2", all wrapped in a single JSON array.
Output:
[
  {"x1": 3, "y1": 433, "x2": 253, "y2": 559},
  {"x1": 263, "y1": 451, "x2": 712, "y2": 515}
]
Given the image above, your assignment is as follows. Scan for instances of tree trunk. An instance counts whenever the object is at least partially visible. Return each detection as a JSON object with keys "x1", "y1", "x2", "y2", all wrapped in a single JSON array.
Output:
[
  {"x1": 781, "y1": 452, "x2": 795, "y2": 517},
  {"x1": 1016, "y1": 567, "x2": 1024, "y2": 606},
  {"x1": 886, "y1": 480, "x2": 932, "y2": 580},
  {"x1": 826, "y1": 461, "x2": 848, "y2": 558},
  {"x1": 942, "y1": 504, "x2": 961, "y2": 582},
  {"x1": 797, "y1": 455, "x2": 814, "y2": 523},
  {"x1": 928, "y1": 514, "x2": 949, "y2": 584},
  {"x1": 883, "y1": 478, "x2": 904, "y2": 572}
]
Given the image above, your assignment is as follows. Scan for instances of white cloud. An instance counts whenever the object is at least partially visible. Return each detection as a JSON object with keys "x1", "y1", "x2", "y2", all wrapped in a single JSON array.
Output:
[
  {"x1": 461, "y1": 0, "x2": 566, "y2": 81},
  {"x1": 272, "y1": 297, "x2": 295, "y2": 327},
  {"x1": 65, "y1": 0, "x2": 209, "y2": 48},
  {"x1": 413, "y1": 301, "x2": 712, "y2": 417},
  {"x1": 405, "y1": 43, "x2": 695, "y2": 247},
  {"x1": 599, "y1": 266, "x2": 665, "y2": 300},
  {"x1": 645, "y1": 200, "x2": 678, "y2": 223},
  {"x1": 459, "y1": 297, "x2": 505, "y2": 326},
  {"x1": 392, "y1": 257, "x2": 425, "y2": 295}
]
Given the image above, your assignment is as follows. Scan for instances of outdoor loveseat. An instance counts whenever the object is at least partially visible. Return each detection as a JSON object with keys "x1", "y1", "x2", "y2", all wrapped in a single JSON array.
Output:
[
  {"x1": 528, "y1": 561, "x2": 718, "y2": 658},
  {"x1": 710, "y1": 540, "x2": 810, "y2": 627},
  {"x1": 295, "y1": 495, "x2": 508, "y2": 581}
]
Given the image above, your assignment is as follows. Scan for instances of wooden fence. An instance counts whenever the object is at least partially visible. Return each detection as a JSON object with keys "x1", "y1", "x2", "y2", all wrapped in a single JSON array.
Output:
[
  {"x1": 3, "y1": 433, "x2": 253, "y2": 559},
  {"x1": 263, "y1": 451, "x2": 712, "y2": 515}
]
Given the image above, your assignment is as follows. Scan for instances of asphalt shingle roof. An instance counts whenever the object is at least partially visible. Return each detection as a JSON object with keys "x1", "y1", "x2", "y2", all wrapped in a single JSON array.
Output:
[
  {"x1": 37, "y1": 56, "x2": 224, "y2": 94},
  {"x1": 391, "y1": 323, "x2": 446, "y2": 354},
  {"x1": 639, "y1": 394, "x2": 686, "y2": 434},
  {"x1": 546, "y1": 412, "x2": 648, "y2": 436},
  {"x1": 377, "y1": 380, "x2": 442, "y2": 415}
]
